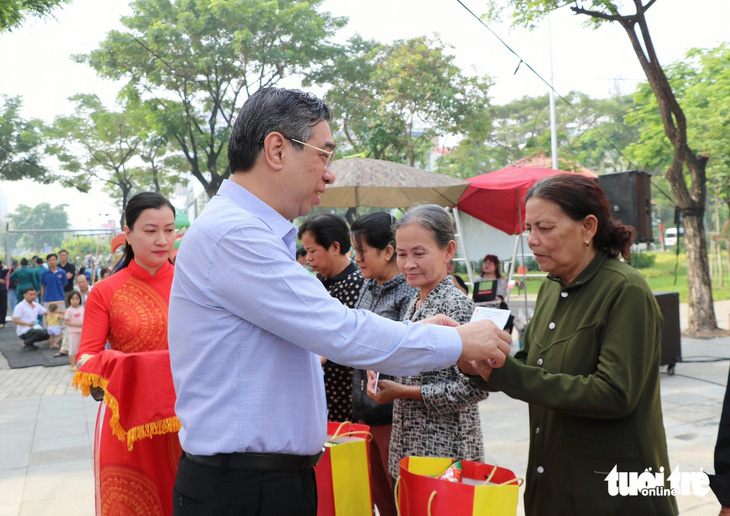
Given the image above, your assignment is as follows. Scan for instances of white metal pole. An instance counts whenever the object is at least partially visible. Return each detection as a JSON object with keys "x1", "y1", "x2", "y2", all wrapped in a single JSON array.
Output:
[{"x1": 548, "y1": 16, "x2": 559, "y2": 170}]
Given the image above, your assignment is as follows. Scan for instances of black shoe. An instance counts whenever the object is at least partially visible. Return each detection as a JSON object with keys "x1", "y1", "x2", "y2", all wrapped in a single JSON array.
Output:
[{"x1": 22, "y1": 342, "x2": 39, "y2": 351}]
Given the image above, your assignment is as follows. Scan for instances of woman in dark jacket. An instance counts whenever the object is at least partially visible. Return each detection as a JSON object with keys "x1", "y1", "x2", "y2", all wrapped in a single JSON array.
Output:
[{"x1": 464, "y1": 174, "x2": 677, "y2": 516}]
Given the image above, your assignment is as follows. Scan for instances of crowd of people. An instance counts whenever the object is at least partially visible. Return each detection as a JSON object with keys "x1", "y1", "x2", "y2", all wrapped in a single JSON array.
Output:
[
  {"x1": 7, "y1": 250, "x2": 92, "y2": 369},
  {"x1": 12, "y1": 86, "x2": 723, "y2": 516}
]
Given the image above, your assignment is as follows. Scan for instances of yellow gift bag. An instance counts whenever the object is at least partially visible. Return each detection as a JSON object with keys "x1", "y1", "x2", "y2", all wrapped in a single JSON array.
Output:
[
  {"x1": 397, "y1": 456, "x2": 521, "y2": 516},
  {"x1": 315, "y1": 422, "x2": 373, "y2": 516}
]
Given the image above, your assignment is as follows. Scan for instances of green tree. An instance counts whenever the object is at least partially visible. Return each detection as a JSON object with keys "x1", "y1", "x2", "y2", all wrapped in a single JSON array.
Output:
[
  {"x1": 316, "y1": 35, "x2": 492, "y2": 169},
  {"x1": 59, "y1": 235, "x2": 111, "y2": 262},
  {"x1": 626, "y1": 44, "x2": 730, "y2": 216},
  {"x1": 78, "y1": 0, "x2": 346, "y2": 198},
  {"x1": 0, "y1": 95, "x2": 47, "y2": 181},
  {"x1": 0, "y1": 0, "x2": 68, "y2": 32},
  {"x1": 46, "y1": 94, "x2": 181, "y2": 227},
  {"x1": 8, "y1": 202, "x2": 69, "y2": 252},
  {"x1": 439, "y1": 92, "x2": 637, "y2": 177},
  {"x1": 489, "y1": 0, "x2": 718, "y2": 332}
]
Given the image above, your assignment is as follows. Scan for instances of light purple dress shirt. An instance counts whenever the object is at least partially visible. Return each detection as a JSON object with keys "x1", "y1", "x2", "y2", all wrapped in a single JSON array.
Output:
[{"x1": 168, "y1": 180, "x2": 462, "y2": 456}]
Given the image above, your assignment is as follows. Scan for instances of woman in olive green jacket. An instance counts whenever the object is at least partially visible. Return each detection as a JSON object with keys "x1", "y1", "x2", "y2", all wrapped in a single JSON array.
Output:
[{"x1": 464, "y1": 174, "x2": 677, "y2": 516}]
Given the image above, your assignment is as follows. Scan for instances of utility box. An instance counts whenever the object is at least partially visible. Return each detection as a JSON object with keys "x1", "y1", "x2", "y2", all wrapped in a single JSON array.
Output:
[{"x1": 596, "y1": 171, "x2": 653, "y2": 243}]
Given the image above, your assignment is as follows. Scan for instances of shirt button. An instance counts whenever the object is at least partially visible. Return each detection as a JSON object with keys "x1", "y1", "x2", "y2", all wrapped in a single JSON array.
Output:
[
  {"x1": 549, "y1": 322, "x2": 555, "y2": 329},
  {"x1": 535, "y1": 427, "x2": 540, "y2": 434},
  {"x1": 537, "y1": 358, "x2": 543, "y2": 366},
  {"x1": 561, "y1": 291, "x2": 568, "y2": 298},
  {"x1": 537, "y1": 466, "x2": 544, "y2": 474}
]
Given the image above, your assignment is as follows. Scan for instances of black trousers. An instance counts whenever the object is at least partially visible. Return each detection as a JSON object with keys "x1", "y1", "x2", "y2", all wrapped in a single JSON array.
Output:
[
  {"x1": 0, "y1": 287, "x2": 7, "y2": 324},
  {"x1": 21, "y1": 329, "x2": 49, "y2": 345},
  {"x1": 173, "y1": 453, "x2": 318, "y2": 516}
]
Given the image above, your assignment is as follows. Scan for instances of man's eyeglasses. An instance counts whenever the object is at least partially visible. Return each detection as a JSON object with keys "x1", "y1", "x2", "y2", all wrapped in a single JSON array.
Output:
[{"x1": 286, "y1": 137, "x2": 334, "y2": 169}]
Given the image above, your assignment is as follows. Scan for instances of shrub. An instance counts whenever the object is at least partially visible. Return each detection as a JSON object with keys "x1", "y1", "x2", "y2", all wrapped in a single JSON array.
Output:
[{"x1": 631, "y1": 253, "x2": 656, "y2": 269}]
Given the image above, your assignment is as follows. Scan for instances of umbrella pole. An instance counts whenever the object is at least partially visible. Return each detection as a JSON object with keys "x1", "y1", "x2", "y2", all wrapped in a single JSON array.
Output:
[{"x1": 451, "y1": 208, "x2": 474, "y2": 284}]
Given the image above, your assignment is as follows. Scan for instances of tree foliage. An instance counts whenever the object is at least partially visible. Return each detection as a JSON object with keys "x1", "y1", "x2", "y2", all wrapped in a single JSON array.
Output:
[
  {"x1": 438, "y1": 91, "x2": 637, "y2": 177},
  {"x1": 78, "y1": 0, "x2": 346, "y2": 198},
  {"x1": 59, "y1": 235, "x2": 111, "y2": 261},
  {"x1": 315, "y1": 35, "x2": 492, "y2": 168},
  {"x1": 0, "y1": 0, "x2": 68, "y2": 32},
  {"x1": 0, "y1": 95, "x2": 47, "y2": 182},
  {"x1": 45, "y1": 94, "x2": 182, "y2": 227},
  {"x1": 626, "y1": 44, "x2": 730, "y2": 212},
  {"x1": 8, "y1": 202, "x2": 69, "y2": 252},
  {"x1": 488, "y1": 0, "x2": 719, "y2": 332}
]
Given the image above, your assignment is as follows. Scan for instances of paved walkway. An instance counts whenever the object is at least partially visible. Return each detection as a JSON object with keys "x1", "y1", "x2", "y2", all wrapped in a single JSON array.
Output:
[{"x1": 1, "y1": 301, "x2": 728, "y2": 515}]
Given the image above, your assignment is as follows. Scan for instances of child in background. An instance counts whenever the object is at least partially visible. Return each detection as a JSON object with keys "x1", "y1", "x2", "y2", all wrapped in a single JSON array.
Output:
[
  {"x1": 64, "y1": 291, "x2": 84, "y2": 371},
  {"x1": 45, "y1": 304, "x2": 62, "y2": 349}
]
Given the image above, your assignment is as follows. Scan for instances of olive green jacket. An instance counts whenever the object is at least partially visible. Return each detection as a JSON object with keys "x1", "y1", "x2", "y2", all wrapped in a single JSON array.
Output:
[{"x1": 473, "y1": 253, "x2": 678, "y2": 515}]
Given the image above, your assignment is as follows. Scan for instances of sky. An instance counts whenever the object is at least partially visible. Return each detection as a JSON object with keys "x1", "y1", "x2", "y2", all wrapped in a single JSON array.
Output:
[{"x1": 0, "y1": 0, "x2": 728, "y2": 228}]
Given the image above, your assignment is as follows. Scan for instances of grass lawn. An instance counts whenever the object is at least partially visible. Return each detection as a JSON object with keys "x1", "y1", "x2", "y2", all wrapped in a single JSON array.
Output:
[{"x1": 499, "y1": 249, "x2": 730, "y2": 303}]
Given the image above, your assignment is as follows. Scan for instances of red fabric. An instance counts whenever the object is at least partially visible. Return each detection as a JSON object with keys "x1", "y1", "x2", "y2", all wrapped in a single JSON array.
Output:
[
  {"x1": 110, "y1": 233, "x2": 127, "y2": 254},
  {"x1": 78, "y1": 260, "x2": 173, "y2": 357},
  {"x1": 77, "y1": 349, "x2": 178, "y2": 441},
  {"x1": 75, "y1": 260, "x2": 180, "y2": 516},
  {"x1": 458, "y1": 167, "x2": 580, "y2": 235}
]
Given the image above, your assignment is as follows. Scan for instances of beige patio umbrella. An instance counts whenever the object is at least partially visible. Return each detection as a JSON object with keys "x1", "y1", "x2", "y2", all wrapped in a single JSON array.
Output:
[{"x1": 319, "y1": 158, "x2": 468, "y2": 209}]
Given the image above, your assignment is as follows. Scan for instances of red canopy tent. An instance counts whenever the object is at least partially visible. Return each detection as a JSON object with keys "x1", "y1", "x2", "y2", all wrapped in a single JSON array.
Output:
[{"x1": 457, "y1": 166, "x2": 575, "y2": 235}]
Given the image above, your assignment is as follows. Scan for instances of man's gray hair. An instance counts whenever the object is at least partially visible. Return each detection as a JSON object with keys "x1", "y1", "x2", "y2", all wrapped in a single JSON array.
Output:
[{"x1": 228, "y1": 88, "x2": 333, "y2": 173}]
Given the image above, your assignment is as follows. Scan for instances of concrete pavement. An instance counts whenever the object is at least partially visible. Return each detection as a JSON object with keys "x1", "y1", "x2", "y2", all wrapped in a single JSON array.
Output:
[{"x1": 1, "y1": 300, "x2": 729, "y2": 515}]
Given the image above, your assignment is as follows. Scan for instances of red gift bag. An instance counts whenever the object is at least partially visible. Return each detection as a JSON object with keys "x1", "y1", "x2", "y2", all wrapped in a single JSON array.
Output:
[
  {"x1": 397, "y1": 457, "x2": 521, "y2": 516},
  {"x1": 315, "y1": 422, "x2": 373, "y2": 516}
]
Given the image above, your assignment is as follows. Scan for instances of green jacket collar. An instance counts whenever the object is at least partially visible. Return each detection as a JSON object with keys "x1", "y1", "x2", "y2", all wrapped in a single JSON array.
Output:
[{"x1": 547, "y1": 252, "x2": 610, "y2": 289}]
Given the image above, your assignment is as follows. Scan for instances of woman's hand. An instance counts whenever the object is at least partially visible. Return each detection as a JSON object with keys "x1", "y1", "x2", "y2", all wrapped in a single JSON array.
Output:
[
  {"x1": 90, "y1": 386, "x2": 105, "y2": 402},
  {"x1": 366, "y1": 370, "x2": 420, "y2": 404},
  {"x1": 457, "y1": 359, "x2": 493, "y2": 382}
]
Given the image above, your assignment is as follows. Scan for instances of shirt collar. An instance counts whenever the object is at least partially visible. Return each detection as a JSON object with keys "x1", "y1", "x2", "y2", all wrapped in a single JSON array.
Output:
[
  {"x1": 547, "y1": 252, "x2": 609, "y2": 289},
  {"x1": 217, "y1": 179, "x2": 298, "y2": 256},
  {"x1": 319, "y1": 261, "x2": 358, "y2": 289},
  {"x1": 365, "y1": 273, "x2": 407, "y2": 292},
  {"x1": 128, "y1": 259, "x2": 174, "y2": 280}
]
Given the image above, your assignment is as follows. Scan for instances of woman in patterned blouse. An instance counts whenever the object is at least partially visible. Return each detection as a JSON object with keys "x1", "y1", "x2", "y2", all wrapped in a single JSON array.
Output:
[
  {"x1": 299, "y1": 213, "x2": 363, "y2": 422},
  {"x1": 367, "y1": 204, "x2": 489, "y2": 479}
]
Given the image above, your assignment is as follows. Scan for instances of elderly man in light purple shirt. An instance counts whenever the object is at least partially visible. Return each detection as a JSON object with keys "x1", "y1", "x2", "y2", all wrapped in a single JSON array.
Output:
[{"x1": 168, "y1": 87, "x2": 512, "y2": 515}]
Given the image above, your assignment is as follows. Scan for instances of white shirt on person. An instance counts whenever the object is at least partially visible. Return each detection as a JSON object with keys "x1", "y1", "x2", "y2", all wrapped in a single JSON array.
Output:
[
  {"x1": 73, "y1": 285, "x2": 93, "y2": 304},
  {"x1": 13, "y1": 299, "x2": 47, "y2": 336}
]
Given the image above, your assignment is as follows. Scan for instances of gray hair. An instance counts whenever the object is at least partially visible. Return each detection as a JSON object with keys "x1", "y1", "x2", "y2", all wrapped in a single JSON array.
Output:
[
  {"x1": 228, "y1": 87, "x2": 333, "y2": 173},
  {"x1": 393, "y1": 205, "x2": 454, "y2": 249}
]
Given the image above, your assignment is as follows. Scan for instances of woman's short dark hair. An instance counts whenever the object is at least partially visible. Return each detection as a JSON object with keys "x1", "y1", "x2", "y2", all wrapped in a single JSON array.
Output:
[
  {"x1": 350, "y1": 212, "x2": 396, "y2": 262},
  {"x1": 297, "y1": 214, "x2": 350, "y2": 255},
  {"x1": 393, "y1": 205, "x2": 454, "y2": 250},
  {"x1": 228, "y1": 88, "x2": 333, "y2": 173},
  {"x1": 482, "y1": 254, "x2": 503, "y2": 278},
  {"x1": 117, "y1": 192, "x2": 176, "y2": 272},
  {"x1": 525, "y1": 174, "x2": 634, "y2": 260}
]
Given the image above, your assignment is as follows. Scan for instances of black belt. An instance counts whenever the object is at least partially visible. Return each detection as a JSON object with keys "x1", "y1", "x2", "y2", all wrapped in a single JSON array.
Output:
[{"x1": 184, "y1": 450, "x2": 324, "y2": 472}]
